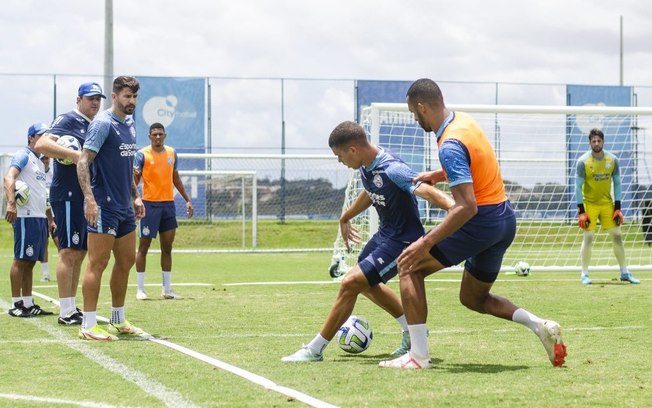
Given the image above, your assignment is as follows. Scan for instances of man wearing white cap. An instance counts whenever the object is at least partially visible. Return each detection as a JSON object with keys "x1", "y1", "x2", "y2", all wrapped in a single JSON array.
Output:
[
  {"x1": 34, "y1": 82, "x2": 105, "y2": 325},
  {"x1": 4, "y1": 123, "x2": 55, "y2": 317}
]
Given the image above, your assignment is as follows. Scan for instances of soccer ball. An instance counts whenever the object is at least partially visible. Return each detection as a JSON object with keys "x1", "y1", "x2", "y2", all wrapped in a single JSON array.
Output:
[
  {"x1": 13, "y1": 180, "x2": 30, "y2": 206},
  {"x1": 55, "y1": 135, "x2": 81, "y2": 165},
  {"x1": 514, "y1": 261, "x2": 531, "y2": 276},
  {"x1": 335, "y1": 315, "x2": 373, "y2": 354}
]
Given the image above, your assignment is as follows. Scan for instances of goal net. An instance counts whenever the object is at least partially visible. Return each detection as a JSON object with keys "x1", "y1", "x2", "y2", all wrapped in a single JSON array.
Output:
[{"x1": 330, "y1": 103, "x2": 652, "y2": 275}]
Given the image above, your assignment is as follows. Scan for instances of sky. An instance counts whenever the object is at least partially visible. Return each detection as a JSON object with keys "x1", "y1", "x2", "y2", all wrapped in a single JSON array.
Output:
[{"x1": 2, "y1": 0, "x2": 652, "y2": 155}]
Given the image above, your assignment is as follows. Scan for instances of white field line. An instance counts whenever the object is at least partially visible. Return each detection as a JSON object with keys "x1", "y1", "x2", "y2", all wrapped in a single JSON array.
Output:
[
  {"x1": 0, "y1": 297, "x2": 198, "y2": 408},
  {"x1": 27, "y1": 292, "x2": 339, "y2": 408},
  {"x1": 0, "y1": 393, "x2": 138, "y2": 408}
]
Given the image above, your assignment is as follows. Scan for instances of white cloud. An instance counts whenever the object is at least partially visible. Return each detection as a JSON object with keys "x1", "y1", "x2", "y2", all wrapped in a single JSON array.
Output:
[{"x1": 2, "y1": 0, "x2": 652, "y2": 153}]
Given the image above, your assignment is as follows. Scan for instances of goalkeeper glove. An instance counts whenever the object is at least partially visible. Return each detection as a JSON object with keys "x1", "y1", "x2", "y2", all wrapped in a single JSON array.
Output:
[
  {"x1": 578, "y1": 204, "x2": 590, "y2": 229},
  {"x1": 578, "y1": 213, "x2": 590, "y2": 229},
  {"x1": 612, "y1": 209, "x2": 624, "y2": 226}
]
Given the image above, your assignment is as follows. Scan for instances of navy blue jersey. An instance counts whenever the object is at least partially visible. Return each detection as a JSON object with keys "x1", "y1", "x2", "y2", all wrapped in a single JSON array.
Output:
[
  {"x1": 84, "y1": 109, "x2": 137, "y2": 209},
  {"x1": 48, "y1": 110, "x2": 92, "y2": 202},
  {"x1": 359, "y1": 148, "x2": 424, "y2": 243}
]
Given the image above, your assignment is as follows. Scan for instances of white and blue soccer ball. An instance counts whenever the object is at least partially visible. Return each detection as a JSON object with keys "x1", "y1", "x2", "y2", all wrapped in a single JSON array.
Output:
[
  {"x1": 514, "y1": 261, "x2": 531, "y2": 276},
  {"x1": 13, "y1": 180, "x2": 30, "y2": 206},
  {"x1": 55, "y1": 135, "x2": 81, "y2": 165},
  {"x1": 336, "y1": 315, "x2": 373, "y2": 354}
]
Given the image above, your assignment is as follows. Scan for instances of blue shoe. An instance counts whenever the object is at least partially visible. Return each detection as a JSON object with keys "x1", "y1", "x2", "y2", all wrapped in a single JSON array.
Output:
[
  {"x1": 391, "y1": 331, "x2": 411, "y2": 356},
  {"x1": 581, "y1": 275, "x2": 592, "y2": 285},
  {"x1": 620, "y1": 273, "x2": 640, "y2": 284}
]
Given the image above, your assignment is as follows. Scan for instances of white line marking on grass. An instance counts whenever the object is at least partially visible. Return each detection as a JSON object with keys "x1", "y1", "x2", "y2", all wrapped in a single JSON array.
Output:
[
  {"x1": 0, "y1": 393, "x2": 137, "y2": 408},
  {"x1": 28, "y1": 292, "x2": 339, "y2": 408},
  {"x1": 141, "y1": 334, "x2": 339, "y2": 408},
  {"x1": 4, "y1": 296, "x2": 197, "y2": 408}
]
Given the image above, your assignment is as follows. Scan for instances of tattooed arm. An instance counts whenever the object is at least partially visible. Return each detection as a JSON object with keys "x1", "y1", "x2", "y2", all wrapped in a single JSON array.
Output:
[
  {"x1": 131, "y1": 177, "x2": 144, "y2": 220},
  {"x1": 77, "y1": 148, "x2": 98, "y2": 227}
]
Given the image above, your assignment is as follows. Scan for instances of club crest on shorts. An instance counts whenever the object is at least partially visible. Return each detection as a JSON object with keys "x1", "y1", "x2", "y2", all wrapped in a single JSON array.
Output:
[
  {"x1": 26, "y1": 245, "x2": 34, "y2": 257},
  {"x1": 373, "y1": 174, "x2": 383, "y2": 188},
  {"x1": 142, "y1": 226, "x2": 150, "y2": 236},
  {"x1": 72, "y1": 232, "x2": 80, "y2": 245}
]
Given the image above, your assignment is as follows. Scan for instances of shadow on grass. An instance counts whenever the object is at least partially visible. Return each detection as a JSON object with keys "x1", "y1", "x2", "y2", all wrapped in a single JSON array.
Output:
[
  {"x1": 433, "y1": 362, "x2": 529, "y2": 374},
  {"x1": 334, "y1": 354, "x2": 529, "y2": 373}
]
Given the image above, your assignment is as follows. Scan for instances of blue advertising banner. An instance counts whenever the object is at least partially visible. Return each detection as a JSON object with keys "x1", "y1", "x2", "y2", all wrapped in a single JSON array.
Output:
[
  {"x1": 135, "y1": 76, "x2": 207, "y2": 218},
  {"x1": 566, "y1": 85, "x2": 633, "y2": 218},
  {"x1": 356, "y1": 80, "x2": 424, "y2": 172},
  {"x1": 356, "y1": 80, "x2": 429, "y2": 216}
]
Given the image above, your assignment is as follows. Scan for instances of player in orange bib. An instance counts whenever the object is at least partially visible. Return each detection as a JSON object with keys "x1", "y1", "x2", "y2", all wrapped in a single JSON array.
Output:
[
  {"x1": 379, "y1": 78, "x2": 566, "y2": 369},
  {"x1": 133, "y1": 123, "x2": 193, "y2": 300}
]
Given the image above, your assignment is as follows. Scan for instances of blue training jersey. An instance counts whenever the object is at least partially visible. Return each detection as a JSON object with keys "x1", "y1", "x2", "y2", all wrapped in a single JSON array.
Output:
[
  {"x1": 360, "y1": 148, "x2": 424, "y2": 243},
  {"x1": 48, "y1": 109, "x2": 92, "y2": 202},
  {"x1": 83, "y1": 109, "x2": 137, "y2": 209}
]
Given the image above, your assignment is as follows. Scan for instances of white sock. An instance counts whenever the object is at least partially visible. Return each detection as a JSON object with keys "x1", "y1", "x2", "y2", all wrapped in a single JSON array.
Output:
[
  {"x1": 59, "y1": 297, "x2": 75, "y2": 317},
  {"x1": 41, "y1": 262, "x2": 49, "y2": 276},
  {"x1": 608, "y1": 228, "x2": 628, "y2": 274},
  {"x1": 110, "y1": 306, "x2": 125, "y2": 324},
  {"x1": 407, "y1": 324, "x2": 429, "y2": 360},
  {"x1": 162, "y1": 271, "x2": 171, "y2": 293},
  {"x1": 396, "y1": 315, "x2": 408, "y2": 332},
  {"x1": 12, "y1": 297, "x2": 21, "y2": 306},
  {"x1": 307, "y1": 333, "x2": 329, "y2": 355},
  {"x1": 137, "y1": 272, "x2": 146, "y2": 291},
  {"x1": 512, "y1": 308, "x2": 543, "y2": 333},
  {"x1": 580, "y1": 231, "x2": 594, "y2": 275},
  {"x1": 82, "y1": 311, "x2": 97, "y2": 329},
  {"x1": 23, "y1": 296, "x2": 34, "y2": 308}
]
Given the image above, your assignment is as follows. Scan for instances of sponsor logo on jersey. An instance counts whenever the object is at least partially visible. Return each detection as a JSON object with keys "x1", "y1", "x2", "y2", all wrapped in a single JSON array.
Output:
[
  {"x1": 373, "y1": 174, "x2": 383, "y2": 188},
  {"x1": 119, "y1": 143, "x2": 137, "y2": 157}
]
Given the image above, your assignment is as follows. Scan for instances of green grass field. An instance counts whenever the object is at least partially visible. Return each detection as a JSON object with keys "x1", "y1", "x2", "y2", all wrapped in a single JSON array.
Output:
[{"x1": 1, "y1": 222, "x2": 651, "y2": 407}]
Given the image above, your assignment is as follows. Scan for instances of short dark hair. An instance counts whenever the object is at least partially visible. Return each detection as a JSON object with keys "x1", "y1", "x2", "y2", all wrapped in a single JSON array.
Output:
[
  {"x1": 406, "y1": 78, "x2": 444, "y2": 108},
  {"x1": 588, "y1": 128, "x2": 604, "y2": 141},
  {"x1": 113, "y1": 75, "x2": 140, "y2": 94},
  {"x1": 328, "y1": 121, "x2": 367, "y2": 148},
  {"x1": 149, "y1": 122, "x2": 165, "y2": 133}
]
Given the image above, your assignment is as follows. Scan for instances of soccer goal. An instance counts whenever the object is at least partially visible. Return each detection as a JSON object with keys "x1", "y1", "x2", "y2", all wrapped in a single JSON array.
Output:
[
  {"x1": 178, "y1": 170, "x2": 258, "y2": 250},
  {"x1": 329, "y1": 103, "x2": 652, "y2": 275}
]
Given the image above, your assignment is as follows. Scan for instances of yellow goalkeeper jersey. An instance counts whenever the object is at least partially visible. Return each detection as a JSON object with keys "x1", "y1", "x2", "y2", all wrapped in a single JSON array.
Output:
[{"x1": 576, "y1": 150, "x2": 619, "y2": 205}]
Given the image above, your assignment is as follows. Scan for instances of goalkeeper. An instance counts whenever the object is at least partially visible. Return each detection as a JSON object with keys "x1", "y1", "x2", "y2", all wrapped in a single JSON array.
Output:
[
  {"x1": 282, "y1": 121, "x2": 454, "y2": 362},
  {"x1": 576, "y1": 128, "x2": 639, "y2": 285}
]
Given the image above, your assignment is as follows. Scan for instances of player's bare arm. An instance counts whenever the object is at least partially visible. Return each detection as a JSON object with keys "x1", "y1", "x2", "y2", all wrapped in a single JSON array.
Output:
[
  {"x1": 172, "y1": 170, "x2": 193, "y2": 218},
  {"x1": 3, "y1": 167, "x2": 19, "y2": 224},
  {"x1": 413, "y1": 169, "x2": 446, "y2": 185},
  {"x1": 77, "y1": 149, "x2": 98, "y2": 226},
  {"x1": 131, "y1": 179, "x2": 145, "y2": 220},
  {"x1": 46, "y1": 207, "x2": 57, "y2": 235},
  {"x1": 339, "y1": 191, "x2": 372, "y2": 250},
  {"x1": 133, "y1": 168, "x2": 142, "y2": 186},
  {"x1": 34, "y1": 134, "x2": 81, "y2": 165},
  {"x1": 413, "y1": 183, "x2": 454, "y2": 211},
  {"x1": 398, "y1": 182, "x2": 476, "y2": 272}
]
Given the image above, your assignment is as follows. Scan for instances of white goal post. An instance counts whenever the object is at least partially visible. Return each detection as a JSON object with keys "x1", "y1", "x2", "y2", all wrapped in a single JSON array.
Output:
[{"x1": 330, "y1": 103, "x2": 652, "y2": 276}]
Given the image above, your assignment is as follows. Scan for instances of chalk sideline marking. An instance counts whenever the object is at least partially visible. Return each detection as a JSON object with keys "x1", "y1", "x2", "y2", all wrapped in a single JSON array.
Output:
[
  {"x1": 29, "y1": 292, "x2": 339, "y2": 408},
  {"x1": 0, "y1": 393, "x2": 138, "y2": 408},
  {"x1": 0, "y1": 297, "x2": 198, "y2": 408}
]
